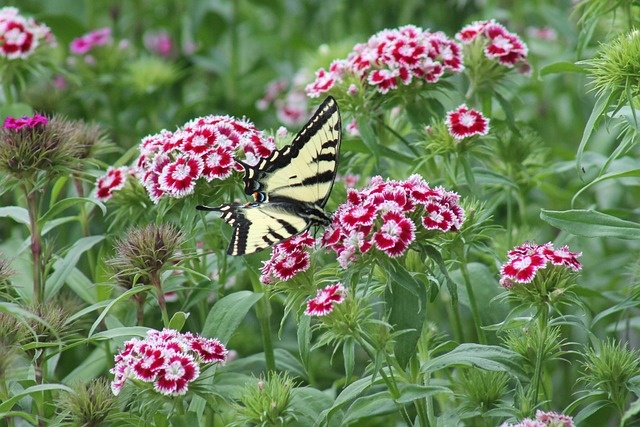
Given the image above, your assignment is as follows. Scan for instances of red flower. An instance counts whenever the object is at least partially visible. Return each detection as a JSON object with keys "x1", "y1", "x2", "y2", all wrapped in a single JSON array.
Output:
[
  {"x1": 323, "y1": 175, "x2": 464, "y2": 267},
  {"x1": 189, "y1": 336, "x2": 228, "y2": 363},
  {"x1": 260, "y1": 231, "x2": 315, "y2": 284},
  {"x1": 305, "y1": 283, "x2": 346, "y2": 316},
  {"x1": 70, "y1": 27, "x2": 111, "y2": 55},
  {"x1": 445, "y1": 104, "x2": 490, "y2": 139},
  {"x1": 455, "y1": 19, "x2": 529, "y2": 72},
  {"x1": 306, "y1": 25, "x2": 463, "y2": 97},
  {"x1": 110, "y1": 328, "x2": 228, "y2": 396},
  {"x1": 373, "y1": 211, "x2": 415, "y2": 257},
  {"x1": 0, "y1": 8, "x2": 53, "y2": 60},
  {"x1": 158, "y1": 155, "x2": 204, "y2": 198},
  {"x1": 95, "y1": 166, "x2": 129, "y2": 201},
  {"x1": 499, "y1": 242, "x2": 582, "y2": 287},
  {"x1": 154, "y1": 353, "x2": 200, "y2": 396}
]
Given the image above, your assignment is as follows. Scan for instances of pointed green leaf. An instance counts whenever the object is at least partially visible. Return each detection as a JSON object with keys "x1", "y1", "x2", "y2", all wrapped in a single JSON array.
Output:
[
  {"x1": 202, "y1": 290, "x2": 263, "y2": 343},
  {"x1": 541, "y1": 209, "x2": 640, "y2": 239}
]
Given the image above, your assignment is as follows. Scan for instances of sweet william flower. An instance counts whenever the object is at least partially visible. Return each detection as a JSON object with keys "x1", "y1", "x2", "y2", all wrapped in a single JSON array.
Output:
[
  {"x1": 445, "y1": 104, "x2": 490, "y2": 139},
  {"x1": 323, "y1": 175, "x2": 465, "y2": 267},
  {"x1": 110, "y1": 328, "x2": 228, "y2": 396},
  {"x1": 70, "y1": 27, "x2": 111, "y2": 55},
  {"x1": 0, "y1": 7, "x2": 55, "y2": 60},
  {"x1": 95, "y1": 166, "x2": 130, "y2": 202},
  {"x1": 260, "y1": 231, "x2": 315, "y2": 284},
  {"x1": 306, "y1": 25, "x2": 463, "y2": 97},
  {"x1": 500, "y1": 242, "x2": 582, "y2": 288},
  {"x1": 305, "y1": 283, "x2": 346, "y2": 316}
]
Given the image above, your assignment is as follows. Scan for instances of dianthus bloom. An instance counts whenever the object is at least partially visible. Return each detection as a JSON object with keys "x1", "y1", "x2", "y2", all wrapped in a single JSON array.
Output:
[
  {"x1": 3, "y1": 114, "x2": 48, "y2": 130},
  {"x1": 499, "y1": 242, "x2": 582, "y2": 288},
  {"x1": 0, "y1": 7, "x2": 55, "y2": 60},
  {"x1": 260, "y1": 232, "x2": 315, "y2": 284},
  {"x1": 305, "y1": 283, "x2": 346, "y2": 316},
  {"x1": 95, "y1": 166, "x2": 131, "y2": 201},
  {"x1": 135, "y1": 114, "x2": 275, "y2": 203},
  {"x1": 455, "y1": 19, "x2": 529, "y2": 72},
  {"x1": 500, "y1": 410, "x2": 575, "y2": 427},
  {"x1": 445, "y1": 104, "x2": 490, "y2": 139},
  {"x1": 110, "y1": 328, "x2": 228, "y2": 396},
  {"x1": 69, "y1": 27, "x2": 111, "y2": 55},
  {"x1": 306, "y1": 25, "x2": 463, "y2": 97},
  {"x1": 322, "y1": 175, "x2": 465, "y2": 267}
]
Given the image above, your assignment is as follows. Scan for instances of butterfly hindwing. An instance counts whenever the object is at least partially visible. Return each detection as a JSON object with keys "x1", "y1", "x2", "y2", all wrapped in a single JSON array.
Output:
[
  {"x1": 215, "y1": 203, "x2": 310, "y2": 256},
  {"x1": 242, "y1": 96, "x2": 341, "y2": 206},
  {"x1": 197, "y1": 96, "x2": 341, "y2": 255}
]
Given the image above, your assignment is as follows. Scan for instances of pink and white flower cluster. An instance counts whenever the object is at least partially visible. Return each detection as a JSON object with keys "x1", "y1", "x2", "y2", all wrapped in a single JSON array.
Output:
[
  {"x1": 135, "y1": 114, "x2": 275, "y2": 203},
  {"x1": 455, "y1": 19, "x2": 530, "y2": 72},
  {"x1": 500, "y1": 409, "x2": 575, "y2": 427},
  {"x1": 323, "y1": 175, "x2": 465, "y2": 268},
  {"x1": 69, "y1": 27, "x2": 111, "y2": 55},
  {"x1": 306, "y1": 25, "x2": 463, "y2": 97},
  {"x1": 500, "y1": 242, "x2": 582, "y2": 288},
  {"x1": 260, "y1": 231, "x2": 315, "y2": 284},
  {"x1": 110, "y1": 328, "x2": 228, "y2": 396},
  {"x1": 305, "y1": 283, "x2": 346, "y2": 316},
  {"x1": 445, "y1": 104, "x2": 490, "y2": 139},
  {"x1": 0, "y1": 7, "x2": 55, "y2": 60}
]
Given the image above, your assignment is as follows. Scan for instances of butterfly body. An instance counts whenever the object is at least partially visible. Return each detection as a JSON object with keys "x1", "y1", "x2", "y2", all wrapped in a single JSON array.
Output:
[{"x1": 197, "y1": 96, "x2": 341, "y2": 255}]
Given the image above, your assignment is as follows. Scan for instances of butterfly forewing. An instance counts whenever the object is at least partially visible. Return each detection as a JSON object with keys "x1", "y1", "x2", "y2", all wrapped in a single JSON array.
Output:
[{"x1": 244, "y1": 96, "x2": 341, "y2": 207}]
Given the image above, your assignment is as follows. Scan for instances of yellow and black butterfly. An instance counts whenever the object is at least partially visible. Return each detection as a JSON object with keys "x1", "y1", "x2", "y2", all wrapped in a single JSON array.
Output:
[{"x1": 197, "y1": 96, "x2": 342, "y2": 255}]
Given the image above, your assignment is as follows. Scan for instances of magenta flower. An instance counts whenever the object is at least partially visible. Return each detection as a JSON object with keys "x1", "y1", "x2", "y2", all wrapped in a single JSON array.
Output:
[
  {"x1": 305, "y1": 283, "x2": 346, "y2": 316},
  {"x1": 70, "y1": 27, "x2": 111, "y2": 55},
  {"x1": 499, "y1": 242, "x2": 582, "y2": 288},
  {"x1": 323, "y1": 175, "x2": 464, "y2": 267},
  {"x1": 260, "y1": 232, "x2": 315, "y2": 284},
  {"x1": 306, "y1": 25, "x2": 463, "y2": 97},
  {"x1": 501, "y1": 410, "x2": 575, "y2": 427},
  {"x1": 445, "y1": 104, "x2": 490, "y2": 139},
  {"x1": 3, "y1": 113, "x2": 48, "y2": 130},
  {"x1": 455, "y1": 19, "x2": 529, "y2": 72},
  {"x1": 144, "y1": 30, "x2": 173, "y2": 57},
  {"x1": 135, "y1": 115, "x2": 275, "y2": 203},
  {"x1": 95, "y1": 166, "x2": 130, "y2": 201},
  {"x1": 0, "y1": 7, "x2": 54, "y2": 60},
  {"x1": 110, "y1": 328, "x2": 228, "y2": 396}
]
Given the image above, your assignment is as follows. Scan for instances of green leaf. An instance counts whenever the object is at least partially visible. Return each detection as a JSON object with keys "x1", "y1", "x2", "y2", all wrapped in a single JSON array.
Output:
[
  {"x1": 343, "y1": 338, "x2": 355, "y2": 381},
  {"x1": 0, "y1": 206, "x2": 29, "y2": 226},
  {"x1": 88, "y1": 286, "x2": 153, "y2": 337},
  {"x1": 386, "y1": 264, "x2": 426, "y2": 368},
  {"x1": 540, "y1": 209, "x2": 640, "y2": 239},
  {"x1": 291, "y1": 387, "x2": 335, "y2": 427},
  {"x1": 356, "y1": 116, "x2": 378, "y2": 158},
  {"x1": 0, "y1": 383, "x2": 75, "y2": 413},
  {"x1": 297, "y1": 313, "x2": 311, "y2": 372},
  {"x1": 45, "y1": 235, "x2": 105, "y2": 299},
  {"x1": 576, "y1": 95, "x2": 609, "y2": 175},
  {"x1": 62, "y1": 347, "x2": 108, "y2": 383},
  {"x1": 395, "y1": 384, "x2": 453, "y2": 404},
  {"x1": 168, "y1": 311, "x2": 190, "y2": 331},
  {"x1": 90, "y1": 326, "x2": 150, "y2": 341},
  {"x1": 572, "y1": 169, "x2": 640, "y2": 206},
  {"x1": 540, "y1": 61, "x2": 586, "y2": 75},
  {"x1": 343, "y1": 391, "x2": 397, "y2": 424},
  {"x1": 421, "y1": 343, "x2": 525, "y2": 378},
  {"x1": 38, "y1": 197, "x2": 106, "y2": 227},
  {"x1": 201, "y1": 290, "x2": 263, "y2": 343}
]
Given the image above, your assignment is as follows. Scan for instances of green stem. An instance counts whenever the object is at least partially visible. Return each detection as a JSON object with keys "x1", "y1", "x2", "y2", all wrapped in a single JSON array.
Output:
[
  {"x1": 150, "y1": 271, "x2": 169, "y2": 327},
  {"x1": 24, "y1": 185, "x2": 43, "y2": 305},
  {"x1": 252, "y1": 279, "x2": 276, "y2": 373},
  {"x1": 355, "y1": 336, "x2": 415, "y2": 426},
  {"x1": 410, "y1": 356, "x2": 430, "y2": 427},
  {"x1": 460, "y1": 260, "x2": 487, "y2": 344},
  {"x1": 531, "y1": 305, "x2": 549, "y2": 406}
]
